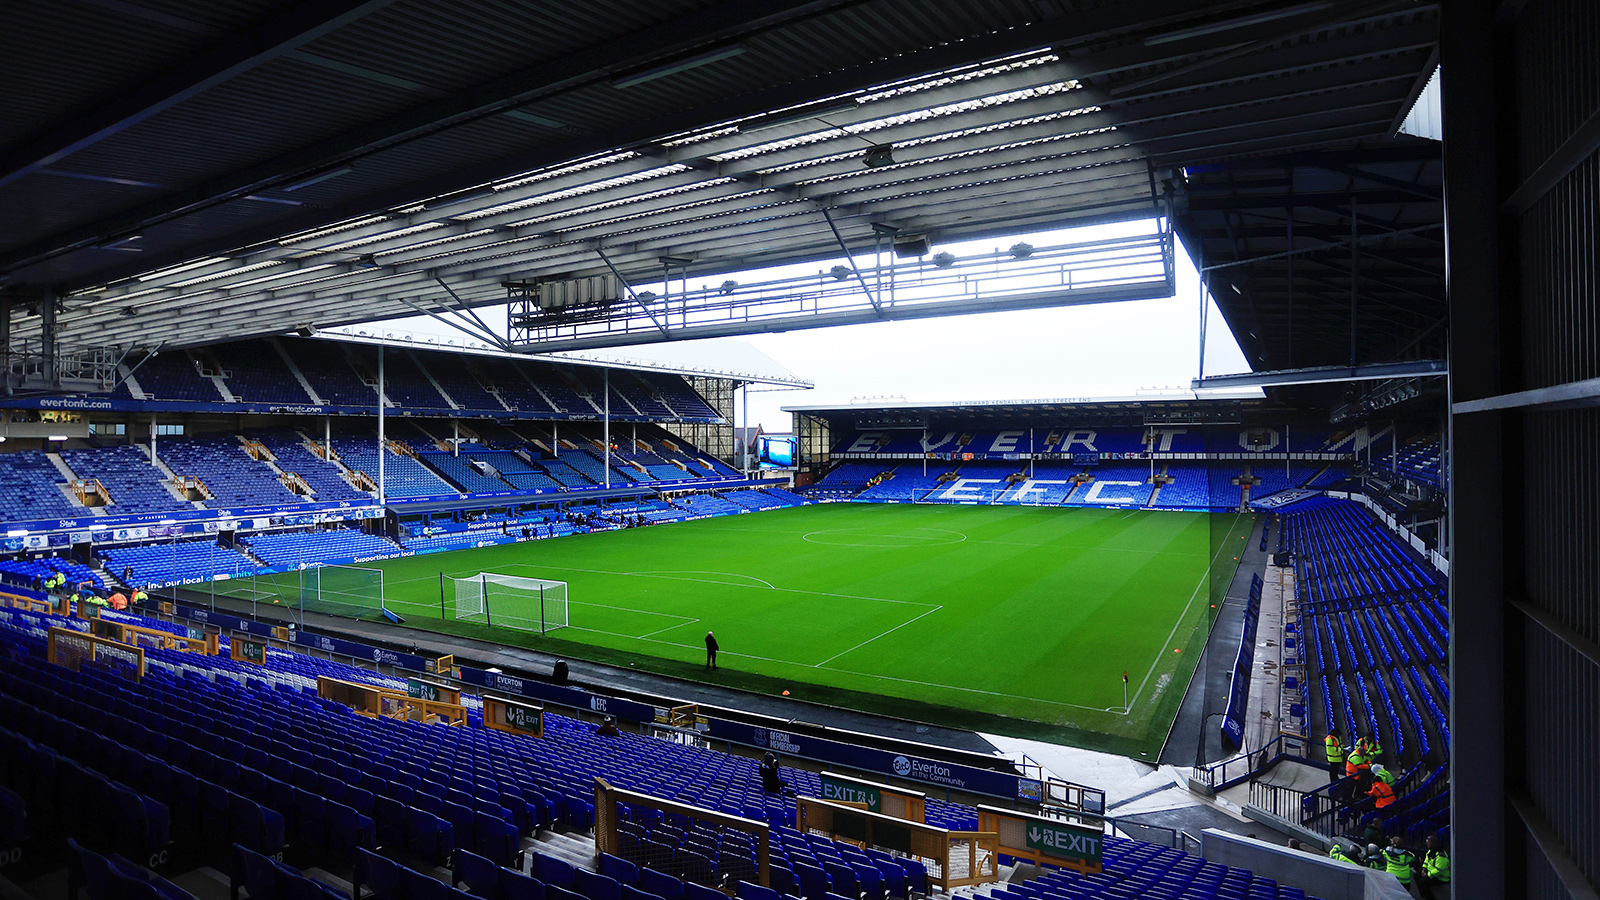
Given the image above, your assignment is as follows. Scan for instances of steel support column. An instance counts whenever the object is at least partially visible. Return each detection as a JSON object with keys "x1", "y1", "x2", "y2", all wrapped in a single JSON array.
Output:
[{"x1": 1441, "y1": 1, "x2": 1510, "y2": 897}]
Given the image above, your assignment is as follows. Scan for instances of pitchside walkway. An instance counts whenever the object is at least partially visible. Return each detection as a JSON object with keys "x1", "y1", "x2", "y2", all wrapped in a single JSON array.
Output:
[{"x1": 1160, "y1": 514, "x2": 1273, "y2": 768}]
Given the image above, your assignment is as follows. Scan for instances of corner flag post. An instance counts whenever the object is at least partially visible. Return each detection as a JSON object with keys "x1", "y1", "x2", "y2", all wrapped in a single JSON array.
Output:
[{"x1": 1122, "y1": 671, "x2": 1129, "y2": 712}]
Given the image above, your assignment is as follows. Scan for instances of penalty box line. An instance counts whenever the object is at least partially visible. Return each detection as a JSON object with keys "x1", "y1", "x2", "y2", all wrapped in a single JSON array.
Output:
[{"x1": 394, "y1": 565, "x2": 1121, "y2": 714}]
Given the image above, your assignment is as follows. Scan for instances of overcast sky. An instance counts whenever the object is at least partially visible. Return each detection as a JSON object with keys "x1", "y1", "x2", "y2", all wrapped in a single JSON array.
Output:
[
  {"x1": 621, "y1": 220, "x2": 1252, "y2": 431},
  {"x1": 361, "y1": 218, "x2": 1252, "y2": 432}
]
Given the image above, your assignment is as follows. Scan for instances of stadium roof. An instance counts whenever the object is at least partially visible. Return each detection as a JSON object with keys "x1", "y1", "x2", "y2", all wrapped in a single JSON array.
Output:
[
  {"x1": 783, "y1": 391, "x2": 1305, "y2": 426},
  {"x1": 1, "y1": 0, "x2": 1439, "y2": 359},
  {"x1": 319, "y1": 330, "x2": 814, "y2": 387}
]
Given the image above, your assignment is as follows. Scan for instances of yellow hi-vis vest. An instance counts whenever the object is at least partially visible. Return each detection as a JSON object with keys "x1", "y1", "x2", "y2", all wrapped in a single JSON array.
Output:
[
  {"x1": 1424, "y1": 850, "x2": 1450, "y2": 882},
  {"x1": 1324, "y1": 735, "x2": 1343, "y2": 763},
  {"x1": 1384, "y1": 848, "x2": 1415, "y2": 883}
]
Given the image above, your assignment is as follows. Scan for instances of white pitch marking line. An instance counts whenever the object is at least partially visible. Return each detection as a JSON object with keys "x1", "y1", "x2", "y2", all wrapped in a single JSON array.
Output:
[
  {"x1": 503, "y1": 563, "x2": 938, "y2": 609},
  {"x1": 623, "y1": 570, "x2": 778, "y2": 590},
  {"x1": 639, "y1": 617, "x2": 702, "y2": 639},
  {"x1": 813, "y1": 604, "x2": 944, "y2": 668},
  {"x1": 1120, "y1": 511, "x2": 1249, "y2": 717}
]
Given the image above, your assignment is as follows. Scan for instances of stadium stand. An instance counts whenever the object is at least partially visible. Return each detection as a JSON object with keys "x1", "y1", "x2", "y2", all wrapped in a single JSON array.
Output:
[
  {"x1": 1248, "y1": 466, "x2": 1316, "y2": 499},
  {"x1": 414, "y1": 353, "x2": 505, "y2": 413},
  {"x1": 1068, "y1": 466, "x2": 1154, "y2": 507},
  {"x1": 216, "y1": 343, "x2": 317, "y2": 405},
  {"x1": 99, "y1": 538, "x2": 256, "y2": 586},
  {"x1": 421, "y1": 451, "x2": 514, "y2": 494},
  {"x1": 858, "y1": 469, "x2": 947, "y2": 501},
  {"x1": 332, "y1": 440, "x2": 456, "y2": 499},
  {"x1": 472, "y1": 358, "x2": 563, "y2": 415},
  {"x1": 528, "y1": 364, "x2": 599, "y2": 415},
  {"x1": 1151, "y1": 464, "x2": 1232, "y2": 510},
  {"x1": 125, "y1": 351, "x2": 223, "y2": 402},
  {"x1": 679, "y1": 493, "x2": 744, "y2": 517},
  {"x1": 281, "y1": 342, "x2": 379, "y2": 407},
  {"x1": 535, "y1": 456, "x2": 596, "y2": 489},
  {"x1": 345, "y1": 346, "x2": 451, "y2": 410},
  {"x1": 244, "y1": 528, "x2": 400, "y2": 568},
  {"x1": 2, "y1": 599, "x2": 1345, "y2": 900},
  {"x1": 158, "y1": 436, "x2": 304, "y2": 508},
  {"x1": 648, "y1": 375, "x2": 721, "y2": 420},
  {"x1": 1281, "y1": 497, "x2": 1449, "y2": 840},
  {"x1": 0, "y1": 556, "x2": 102, "y2": 592},
  {"x1": 60, "y1": 445, "x2": 191, "y2": 515},
  {"x1": 0, "y1": 449, "x2": 84, "y2": 521},
  {"x1": 805, "y1": 463, "x2": 892, "y2": 498},
  {"x1": 996, "y1": 464, "x2": 1081, "y2": 504},
  {"x1": 253, "y1": 431, "x2": 373, "y2": 503}
]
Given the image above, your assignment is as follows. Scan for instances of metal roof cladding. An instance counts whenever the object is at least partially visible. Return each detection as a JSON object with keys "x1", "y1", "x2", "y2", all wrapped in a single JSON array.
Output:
[{"x1": 0, "y1": 0, "x2": 1438, "y2": 363}]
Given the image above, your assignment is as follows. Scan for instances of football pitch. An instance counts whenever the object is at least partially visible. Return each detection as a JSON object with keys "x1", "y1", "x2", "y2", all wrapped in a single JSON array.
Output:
[{"x1": 253, "y1": 504, "x2": 1252, "y2": 755}]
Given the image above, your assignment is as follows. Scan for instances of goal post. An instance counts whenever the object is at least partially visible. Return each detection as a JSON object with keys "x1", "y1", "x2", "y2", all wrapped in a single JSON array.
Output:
[
  {"x1": 446, "y1": 573, "x2": 568, "y2": 634},
  {"x1": 299, "y1": 563, "x2": 387, "y2": 621}
]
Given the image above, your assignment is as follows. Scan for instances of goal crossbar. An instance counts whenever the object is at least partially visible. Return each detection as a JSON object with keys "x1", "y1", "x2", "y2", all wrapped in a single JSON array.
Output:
[{"x1": 445, "y1": 572, "x2": 568, "y2": 634}]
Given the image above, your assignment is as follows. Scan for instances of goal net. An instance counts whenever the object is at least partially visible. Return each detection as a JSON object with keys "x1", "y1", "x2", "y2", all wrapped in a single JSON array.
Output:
[
  {"x1": 448, "y1": 573, "x2": 568, "y2": 634},
  {"x1": 299, "y1": 564, "x2": 386, "y2": 620}
]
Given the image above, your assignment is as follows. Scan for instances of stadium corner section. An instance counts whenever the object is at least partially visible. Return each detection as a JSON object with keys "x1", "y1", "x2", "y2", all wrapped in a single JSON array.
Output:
[{"x1": 252, "y1": 506, "x2": 1262, "y2": 758}]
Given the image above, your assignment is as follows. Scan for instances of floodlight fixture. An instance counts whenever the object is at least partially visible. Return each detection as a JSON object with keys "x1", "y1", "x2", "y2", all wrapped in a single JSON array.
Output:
[{"x1": 863, "y1": 144, "x2": 896, "y2": 168}]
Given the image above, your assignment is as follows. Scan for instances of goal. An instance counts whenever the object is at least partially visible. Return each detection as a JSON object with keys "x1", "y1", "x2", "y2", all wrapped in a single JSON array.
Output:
[
  {"x1": 299, "y1": 564, "x2": 387, "y2": 621},
  {"x1": 447, "y1": 573, "x2": 568, "y2": 634}
]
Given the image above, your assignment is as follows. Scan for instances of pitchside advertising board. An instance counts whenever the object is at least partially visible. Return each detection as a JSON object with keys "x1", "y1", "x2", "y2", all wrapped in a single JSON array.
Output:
[
  {"x1": 454, "y1": 665, "x2": 656, "y2": 723},
  {"x1": 706, "y1": 719, "x2": 1031, "y2": 801}
]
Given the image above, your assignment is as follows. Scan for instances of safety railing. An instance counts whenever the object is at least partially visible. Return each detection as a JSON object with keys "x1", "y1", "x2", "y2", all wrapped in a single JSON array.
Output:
[{"x1": 800, "y1": 796, "x2": 999, "y2": 890}]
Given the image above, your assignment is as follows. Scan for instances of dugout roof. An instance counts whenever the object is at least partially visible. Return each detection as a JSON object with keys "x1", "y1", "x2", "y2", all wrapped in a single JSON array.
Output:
[{"x1": 1, "y1": 0, "x2": 1440, "y2": 359}]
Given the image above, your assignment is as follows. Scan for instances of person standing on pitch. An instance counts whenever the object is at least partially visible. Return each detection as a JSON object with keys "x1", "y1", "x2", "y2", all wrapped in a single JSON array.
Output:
[{"x1": 705, "y1": 630, "x2": 719, "y2": 669}]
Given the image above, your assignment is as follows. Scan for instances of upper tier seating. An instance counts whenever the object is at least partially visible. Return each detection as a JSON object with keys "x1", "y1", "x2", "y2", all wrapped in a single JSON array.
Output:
[
  {"x1": 649, "y1": 375, "x2": 719, "y2": 419},
  {"x1": 613, "y1": 375, "x2": 674, "y2": 419},
  {"x1": 159, "y1": 437, "x2": 303, "y2": 509},
  {"x1": 471, "y1": 359, "x2": 561, "y2": 415},
  {"x1": 282, "y1": 344, "x2": 378, "y2": 407},
  {"x1": 0, "y1": 449, "x2": 83, "y2": 521},
  {"x1": 344, "y1": 347, "x2": 451, "y2": 410},
  {"x1": 416, "y1": 354, "x2": 504, "y2": 412},
  {"x1": 129, "y1": 352, "x2": 223, "y2": 402},
  {"x1": 219, "y1": 345, "x2": 316, "y2": 404},
  {"x1": 61, "y1": 445, "x2": 190, "y2": 515}
]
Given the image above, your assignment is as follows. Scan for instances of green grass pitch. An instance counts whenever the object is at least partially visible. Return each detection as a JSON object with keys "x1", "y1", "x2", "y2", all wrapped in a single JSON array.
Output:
[{"x1": 260, "y1": 504, "x2": 1251, "y2": 756}]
